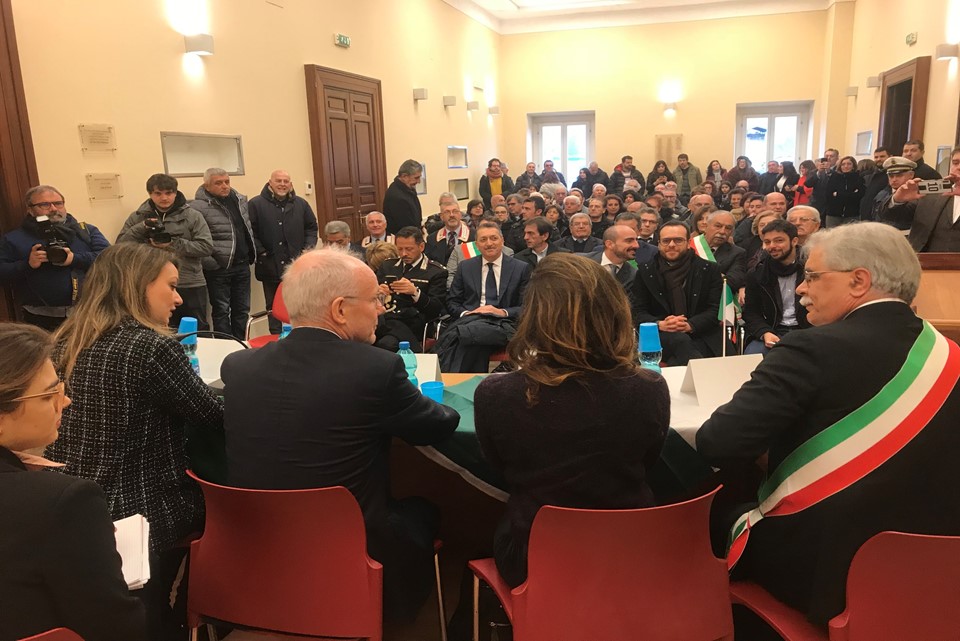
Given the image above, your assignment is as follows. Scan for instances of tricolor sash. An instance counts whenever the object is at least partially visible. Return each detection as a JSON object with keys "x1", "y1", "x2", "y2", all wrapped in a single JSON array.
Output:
[
  {"x1": 726, "y1": 321, "x2": 960, "y2": 569},
  {"x1": 689, "y1": 235, "x2": 740, "y2": 332},
  {"x1": 460, "y1": 242, "x2": 481, "y2": 259},
  {"x1": 690, "y1": 235, "x2": 716, "y2": 262}
]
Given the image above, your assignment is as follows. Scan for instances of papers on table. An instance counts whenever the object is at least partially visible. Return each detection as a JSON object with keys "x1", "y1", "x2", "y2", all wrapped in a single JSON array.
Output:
[{"x1": 114, "y1": 514, "x2": 150, "y2": 590}]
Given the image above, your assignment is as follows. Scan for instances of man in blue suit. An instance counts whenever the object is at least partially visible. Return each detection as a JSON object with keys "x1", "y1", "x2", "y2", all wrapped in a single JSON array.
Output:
[{"x1": 439, "y1": 221, "x2": 532, "y2": 372}]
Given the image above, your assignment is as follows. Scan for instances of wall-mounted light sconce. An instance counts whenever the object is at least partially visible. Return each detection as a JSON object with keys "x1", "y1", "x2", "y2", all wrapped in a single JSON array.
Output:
[
  {"x1": 488, "y1": 106, "x2": 500, "y2": 115},
  {"x1": 936, "y1": 43, "x2": 959, "y2": 60},
  {"x1": 184, "y1": 33, "x2": 215, "y2": 56},
  {"x1": 866, "y1": 76, "x2": 881, "y2": 88},
  {"x1": 443, "y1": 95, "x2": 457, "y2": 107},
  {"x1": 466, "y1": 101, "x2": 480, "y2": 111},
  {"x1": 845, "y1": 86, "x2": 859, "y2": 97},
  {"x1": 663, "y1": 103, "x2": 677, "y2": 117},
  {"x1": 413, "y1": 88, "x2": 428, "y2": 101}
]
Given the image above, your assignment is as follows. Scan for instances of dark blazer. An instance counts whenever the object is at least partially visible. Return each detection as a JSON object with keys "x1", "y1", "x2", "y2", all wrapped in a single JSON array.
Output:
[
  {"x1": 424, "y1": 224, "x2": 475, "y2": 266},
  {"x1": 222, "y1": 328, "x2": 460, "y2": 529},
  {"x1": 633, "y1": 241, "x2": 659, "y2": 265},
  {"x1": 713, "y1": 242, "x2": 748, "y2": 292},
  {"x1": 630, "y1": 254, "x2": 723, "y2": 339},
  {"x1": 585, "y1": 250, "x2": 638, "y2": 299},
  {"x1": 383, "y1": 177, "x2": 423, "y2": 235},
  {"x1": 447, "y1": 254, "x2": 531, "y2": 319},
  {"x1": 909, "y1": 195, "x2": 960, "y2": 252},
  {"x1": 741, "y1": 259, "x2": 809, "y2": 341},
  {"x1": 513, "y1": 243, "x2": 571, "y2": 269},
  {"x1": 697, "y1": 302, "x2": 960, "y2": 625},
  {"x1": 0, "y1": 448, "x2": 145, "y2": 641},
  {"x1": 478, "y1": 174, "x2": 516, "y2": 210},
  {"x1": 555, "y1": 234, "x2": 603, "y2": 254}
]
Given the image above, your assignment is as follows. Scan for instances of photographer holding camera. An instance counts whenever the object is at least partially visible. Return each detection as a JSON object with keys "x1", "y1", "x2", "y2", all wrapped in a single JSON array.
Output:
[
  {"x1": 117, "y1": 173, "x2": 214, "y2": 329},
  {"x1": 0, "y1": 185, "x2": 109, "y2": 330}
]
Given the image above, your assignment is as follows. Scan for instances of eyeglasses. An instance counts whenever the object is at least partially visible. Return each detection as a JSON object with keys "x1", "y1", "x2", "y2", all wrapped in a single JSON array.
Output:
[
  {"x1": 344, "y1": 293, "x2": 388, "y2": 307},
  {"x1": 29, "y1": 201, "x2": 65, "y2": 210},
  {"x1": 13, "y1": 381, "x2": 66, "y2": 407},
  {"x1": 659, "y1": 238, "x2": 688, "y2": 246},
  {"x1": 803, "y1": 269, "x2": 852, "y2": 283},
  {"x1": 790, "y1": 217, "x2": 817, "y2": 224}
]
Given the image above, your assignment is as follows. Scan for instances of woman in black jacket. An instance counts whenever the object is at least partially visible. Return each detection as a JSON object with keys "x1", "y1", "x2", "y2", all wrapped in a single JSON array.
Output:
[
  {"x1": 774, "y1": 160, "x2": 801, "y2": 207},
  {"x1": 823, "y1": 156, "x2": 865, "y2": 227},
  {"x1": 0, "y1": 323, "x2": 145, "y2": 641},
  {"x1": 646, "y1": 160, "x2": 673, "y2": 194}
]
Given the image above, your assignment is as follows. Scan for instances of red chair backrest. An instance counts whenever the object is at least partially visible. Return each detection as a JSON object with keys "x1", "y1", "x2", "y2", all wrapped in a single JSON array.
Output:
[
  {"x1": 514, "y1": 487, "x2": 732, "y2": 641},
  {"x1": 185, "y1": 471, "x2": 382, "y2": 639},
  {"x1": 831, "y1": 531, "x2": 960, "y2": 640},
  {"x1": 272, "y1": 282, "x2": 289, "y2": 324},
  {"x1": 19, "y1": 630, "x2": 83, "y2": 641}
]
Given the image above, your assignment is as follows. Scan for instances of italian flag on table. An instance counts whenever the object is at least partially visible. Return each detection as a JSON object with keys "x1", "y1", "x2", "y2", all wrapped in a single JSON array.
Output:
[
  {"x1": 460, "y1": 242, "x2": 481, "y2": 259},
  {"x1": 690, "y1": 236, "x2": 740, "y2": 342}
]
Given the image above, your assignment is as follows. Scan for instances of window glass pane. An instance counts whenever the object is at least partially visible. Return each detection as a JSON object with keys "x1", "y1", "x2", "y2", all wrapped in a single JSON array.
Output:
[
  {"x1": 565, "y1": 124, "x2": 586, "y2": 180},
  {"x1": 744, "y1": 117, "x2": 768, "y2": 168},
  {"x1": 541, "y1": 125, "x2": 562, "y2": 171},
  {"x1": 773, "y1": 116, "x2": 798, "y2": 163}
]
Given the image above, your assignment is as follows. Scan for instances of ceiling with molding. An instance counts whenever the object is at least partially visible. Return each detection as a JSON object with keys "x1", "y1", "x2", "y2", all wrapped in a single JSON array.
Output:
[{"x1": 442, "y1": 0, "x2": 851, "y2": 34}]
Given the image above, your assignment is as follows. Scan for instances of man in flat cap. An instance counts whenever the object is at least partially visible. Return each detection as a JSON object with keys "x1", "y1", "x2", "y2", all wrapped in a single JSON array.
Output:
[{"x1": 871, "y1": 156, "x2": 917, "y2": 231}]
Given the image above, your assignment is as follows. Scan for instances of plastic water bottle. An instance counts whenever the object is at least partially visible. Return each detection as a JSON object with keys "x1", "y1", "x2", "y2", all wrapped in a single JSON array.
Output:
[
  {"x1": 177, "y1": 316, "x2": 201, "y2": 376},
  {"x1": 279, "y1": 323, "x2": 292, "y2": 339},
  {"x1": 398, "y1": 341, "x2": 419, "y2": 387},
  {"x1": 638, "y1": 322, "x2": 662, "y2": 374}
]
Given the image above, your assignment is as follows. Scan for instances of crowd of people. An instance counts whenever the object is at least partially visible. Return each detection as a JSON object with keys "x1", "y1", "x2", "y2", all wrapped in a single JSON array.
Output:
[{"x1": 1, "y1": 140, "x2": 959, "y2": 641}]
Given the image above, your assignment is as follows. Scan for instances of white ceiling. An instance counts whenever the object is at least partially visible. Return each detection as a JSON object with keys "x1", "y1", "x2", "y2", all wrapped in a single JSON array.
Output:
[{"x1": 442, "y1": 0, "x2": 852, "y2": 34}]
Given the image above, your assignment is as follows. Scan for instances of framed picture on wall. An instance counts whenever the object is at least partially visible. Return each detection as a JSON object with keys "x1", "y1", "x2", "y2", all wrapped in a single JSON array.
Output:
[
  {"x1": 416, "y1": 164, "x2": 427, "y2": 195},
  {"x1": 855, "y1": 131, "x2": 873, "y2": 156}
]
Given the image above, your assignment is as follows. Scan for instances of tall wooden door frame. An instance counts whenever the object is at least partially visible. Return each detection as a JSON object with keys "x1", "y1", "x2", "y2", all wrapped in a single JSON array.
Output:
[
  {"x1": 0, "y1": 0, "x2": 40, "y2": 320},
  {"x1": 304, "y1": 65, "x2": 387, "y2": 239},
  {"x1": 877, "y1": 56, "x2": 931, "y2": 151}
]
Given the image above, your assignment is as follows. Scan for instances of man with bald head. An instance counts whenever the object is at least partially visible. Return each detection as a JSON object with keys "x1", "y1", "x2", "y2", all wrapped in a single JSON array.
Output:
[
  {"x1": 222, "y1": 248, "x2": 459, "y2": 623},
  {"x1": 586, "y1": 224, "x2": 639, "y2": 298},
  {"x1": 248, "y1": 169, "x2": 319, "y2": 333}
]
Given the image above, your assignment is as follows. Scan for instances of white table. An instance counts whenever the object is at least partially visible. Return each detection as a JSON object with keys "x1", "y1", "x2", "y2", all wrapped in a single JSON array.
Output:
[
  {"x1": 195, "y1": 337, "x2": 247, "y2": 385},
  {"x1": 659, "y1": 366, "x2": 721, "y2": 449}
]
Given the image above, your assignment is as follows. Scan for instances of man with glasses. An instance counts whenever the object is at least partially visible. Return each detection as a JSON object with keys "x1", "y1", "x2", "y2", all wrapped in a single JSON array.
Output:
[
  {"x1": 222, "y1": 247, "x2": 459, "y2": 624},
  {"x1": 786, "y1": 205, "x2": 821, "y2": 247},
  {"x1": 0, "y1": 185, "x2": 109, "y2": 329},
  {"x1": 631, "y1": 220, "x2": 724, "y2": 365}
]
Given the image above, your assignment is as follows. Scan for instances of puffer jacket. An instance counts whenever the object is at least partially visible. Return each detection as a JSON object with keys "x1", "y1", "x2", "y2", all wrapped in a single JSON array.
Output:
[{"x1": 190, "y1": 186, "x2": 254, "y2": 271}]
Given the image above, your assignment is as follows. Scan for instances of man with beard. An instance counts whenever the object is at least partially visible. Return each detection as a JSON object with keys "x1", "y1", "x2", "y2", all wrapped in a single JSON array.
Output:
[
  {"x1": 742, "y1": 219, "x2": 810, "y2": 355},
  {"x1": 0, "y1": 185, "x2": 110, "y2": 330},
  {"x1": 586, "y1": 224, "x2": 640, "y2": 299},
  {"x1": 610, "y1": 155, "x2": 644, "y2": 195}
]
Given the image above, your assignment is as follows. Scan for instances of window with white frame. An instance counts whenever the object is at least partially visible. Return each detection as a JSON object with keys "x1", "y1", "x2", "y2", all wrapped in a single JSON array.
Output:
[
  {"x1": 735, "y1": 102, "x2": 813, "y2": 168},
  {"x1": 528, "y1": 112, "x2": 595, "y2": 183}
]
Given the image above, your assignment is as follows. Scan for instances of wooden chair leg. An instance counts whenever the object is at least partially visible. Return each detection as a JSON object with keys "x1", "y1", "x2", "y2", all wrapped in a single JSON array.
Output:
[
  {"x1": 435, "y1": 551, "x2": 448, "y2": 641},
  {"x1": 472, "y1": 574, "x2": 480, "y2": 641}
]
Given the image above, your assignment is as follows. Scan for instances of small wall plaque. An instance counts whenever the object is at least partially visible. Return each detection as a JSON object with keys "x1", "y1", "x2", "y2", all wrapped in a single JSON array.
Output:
[
  {"x1": 79, "y1": 124, "x2": 117, "y2": 151},
  {"x1": 85, "y1": 173, "x2": 123, "y2": 200}
]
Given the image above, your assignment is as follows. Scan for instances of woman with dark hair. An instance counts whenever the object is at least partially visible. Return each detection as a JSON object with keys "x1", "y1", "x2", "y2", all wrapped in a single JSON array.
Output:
[
  {"x1": 724, "y1": 156, "x2": 759, "y2": 192},
  {"x1": 824, "y1": 156, "x2": 865, "y2": 227},
  {"x1": 793, "y1": 160, "x2": 818, "y2": 206},
  {"x1": 475, "y1": 253, "x2": 669, "y2": 587},
  {"x1": 464, "y1": 198, "x2": 485, "y2": 229},
  {"x1": 541, "y1": 169, "x2": 561, "y2": 185},
  {"x1": 48, "y1": 243, "x2": 223, "y2": 639},
  {"x1": 645, "y1": 160, "x2": 673, "y2": 194},
  {"x1": 706, "y1": 159, "x2": 726, "y2": 185},
  {"x1": 775, "y1": 160, "x2": 801, "y2": 207},
  {"x1": 0, "y1": 323, "x2": 146, "y2": 641},
  {"x1": 723, "y1": 186, "x2": 745, "y2": 211},
  {"x1": 571, "y1": 167, "x2": 589, "y2": 192},
  {"x1": 604, "y1": 194, "x2": 625, "y2": 220},
  {"x1": 543, "y1": 203, "x2": 567, "y2": 237},
  {"x1": 716, "y1": 180, "x2": 733, "y2": 208}
]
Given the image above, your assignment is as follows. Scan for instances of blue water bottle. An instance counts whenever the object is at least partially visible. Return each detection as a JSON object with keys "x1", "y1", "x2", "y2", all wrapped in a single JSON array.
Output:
[
  {"x1": 177, "y1": 316, "x2": 201, "y2": 375},
  {"x1": 397, "y1": 341, "x2": 419, "y2": 387},
  {"x1": 280, "y1": 323, "x2": 292, "y2": 339},
  {"x1": 638, "y1": 322, "x2": 662, "y2": 374}
]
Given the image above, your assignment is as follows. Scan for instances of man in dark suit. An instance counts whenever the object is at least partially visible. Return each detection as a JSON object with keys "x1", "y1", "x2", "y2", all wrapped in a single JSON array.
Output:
[
  {"x1": 631, "y1": 220, "x2": 723, "y2": 365},
  {"x1": 697, "y1": 222, "x2": 960, "y2": 628},
  {"x1": 514, "y1": 216, "x2": 571, "y2": 269},
  {"x1": 375, "y1": 226, "x2": 447, "y2": 352},
  {"x1": 586, "y1": 224, "x2": 639, "y2": 300},
  {"x1": 611, "y1": 211, "x2": 657, "y2": 264},
  {"x1": 439, "y1": 221, "x2": 532, "y2": 372},
  {"x1": 382, "y1": 159, "x2": 423, "y2": 235},
  {"x1": 222, "y1": 248, "x2": 460, "y2": 623},
  {"x1": 703, "y1": 211, "x2": 747, "y2": 293},
  {"x1": 902, "y1": 139, "x2": 942, "y2": 180},
  {"x1": 556, "y1": 213, "x2": 603, "y2": 253},
  {"x1": 894, "y1": 147, "x2": 960, "y2": 252},
  {"x1": 425, "y1": 201, "x2": 474, "y2": 265}
]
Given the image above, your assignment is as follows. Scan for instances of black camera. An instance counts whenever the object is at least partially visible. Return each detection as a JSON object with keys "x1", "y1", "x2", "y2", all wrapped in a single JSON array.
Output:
[
  {"x1": 35, "y1": 215, "x2": 69, "y2": 266},
  {"x1": 144, "y1": 216, "x2": 172, "y2": 244}
]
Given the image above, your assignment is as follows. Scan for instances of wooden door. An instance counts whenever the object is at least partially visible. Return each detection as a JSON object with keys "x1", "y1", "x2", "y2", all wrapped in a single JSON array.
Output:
[
  {"x1": 878, "y1": 57, "x2": 930, "y2": 152},
  {"x1": 304, "y1": 66, "x2": 387, "y2": 240}
]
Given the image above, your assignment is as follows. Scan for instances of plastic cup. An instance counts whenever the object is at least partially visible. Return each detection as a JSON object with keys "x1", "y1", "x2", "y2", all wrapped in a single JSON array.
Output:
[
  {"x1": 178, "y1": 317, "x2": 198, "y2": 345},
  {"x1": 638, "y1": 322, "x2": 662, "y2": 353},
  {"x1": 421, "y1": 381, "x2": 444, "y2": 403}
]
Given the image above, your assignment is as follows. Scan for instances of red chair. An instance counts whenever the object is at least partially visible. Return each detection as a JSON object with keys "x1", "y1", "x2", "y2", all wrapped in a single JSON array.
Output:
[
  {"x1": 245, "y1": 282, "x2": 289, "y2": 348},
  {"x1": 185, "y1": 470, "x2": 382, "y2": 640},
  {"x1": 468, "y1": 487, "x2": 733, "y2": 641},
  {"x1": 19, "y1": 630, "x2": 83, "y2": 641},
  {"x1": 730, "y1": 531, "x2": 960, "y2": 641}
]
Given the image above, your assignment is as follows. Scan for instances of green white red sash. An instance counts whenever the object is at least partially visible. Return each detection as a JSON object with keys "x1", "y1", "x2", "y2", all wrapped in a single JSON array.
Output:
[
  {"x1": 690, "y1": 235, "x2": 716, "y2": 262},
  {"x1": 726, "y1": 321, "x2": 960, "y2": 569},
  {"x1": 690, "y1": 235, "x2": 740, "y2": 338},
  {"x1": 460, "y1": 242, "x2": 481, "y2": 259}
]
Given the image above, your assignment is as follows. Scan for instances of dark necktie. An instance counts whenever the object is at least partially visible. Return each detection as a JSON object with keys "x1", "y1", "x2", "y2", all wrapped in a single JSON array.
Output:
[
  {"x1": 607, "y1": 263, "x2": 619, "y2": 277},
  {"x1": 447, "y1": 231, "x2": 456, "y2": 248},
  {"x1": 485, "y1": 262, "x2": 499, "y2": 307}
]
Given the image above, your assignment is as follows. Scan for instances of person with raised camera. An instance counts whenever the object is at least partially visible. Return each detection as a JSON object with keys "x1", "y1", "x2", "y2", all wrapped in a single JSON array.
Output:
[
  {"x1": 117, "y1": 173, "x2": 213, "y2": 330},
  {"x1": 0, "y1": 185, "x2": 109, "y2": 331}
]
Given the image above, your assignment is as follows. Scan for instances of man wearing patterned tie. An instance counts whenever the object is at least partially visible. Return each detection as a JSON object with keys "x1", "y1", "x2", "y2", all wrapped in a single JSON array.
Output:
[
  {"x1": 438, "y1": 222, "x2": 532, "y2": 372},
  {"x1": 425, "y1": 201, "x2": 474, "y2": 266}
]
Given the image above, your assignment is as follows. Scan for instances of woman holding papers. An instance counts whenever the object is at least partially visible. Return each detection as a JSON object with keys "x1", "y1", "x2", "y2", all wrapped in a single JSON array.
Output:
[
  {"x1": 0, "y1": 323, "x2": 145, "y2": 641},
  {"x1": 475, "y1": 253, "x2": 670, "y2": 587},
  {"x1": 47, "y1": 243, "x2": 223, "y2": 640}
]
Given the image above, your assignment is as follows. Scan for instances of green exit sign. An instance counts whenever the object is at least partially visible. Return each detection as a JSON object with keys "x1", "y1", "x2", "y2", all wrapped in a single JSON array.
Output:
[{"x1": 334, "y1": 33, "x2": 351, "y2": 48}]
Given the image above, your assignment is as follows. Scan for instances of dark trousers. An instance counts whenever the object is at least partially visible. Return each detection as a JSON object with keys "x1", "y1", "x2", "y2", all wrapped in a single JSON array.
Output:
[
  {"x1": 136, "y1": 547, "x2": 190, "y2": 641},
  {"x1": 205, "y1": 264, "x2": 251, "y2": 339},
  {"x1": 261, "y1": 279, "x2": 282, "y2": 334},
  {"x1": 170, "y1": 286, "x2": 209, "y2": 332},
  {"x1": 375, "y1": 316, "x2": 424, "y2": 353},
  {"x1": 660, "y1": 330, "x2": 714, "y2": 366},
  {"x1": 21, "y1": 310, "x2": 67, "y2": 332}
]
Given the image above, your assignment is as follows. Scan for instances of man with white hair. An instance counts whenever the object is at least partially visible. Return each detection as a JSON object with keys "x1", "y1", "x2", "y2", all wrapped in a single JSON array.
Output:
[
  {"x1": 222, "y1": 248, "x2": 460, "y2": 623},
  {"x1": 786, "y1": 205, "x2": 821, "y2": 247},
  {"x1": 360, "y1": 211, "x2": 395, "y2": 248},
  {"x1": 698, "y1": 222, "x2": 960, "y2": 629},
  {"x1": 590, "y1": 183, "x2": 607, "y2": 201}
]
